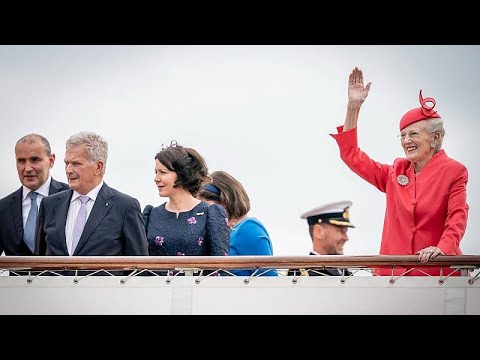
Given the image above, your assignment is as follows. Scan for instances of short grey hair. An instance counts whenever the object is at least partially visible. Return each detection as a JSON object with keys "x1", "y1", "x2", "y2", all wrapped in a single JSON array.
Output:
[
  {"x1": 66, "y1": 131, "x2": 108, "y2": 174},
  {"x1": 426, "y1": 118, "x2": 445, "y2": 152},
  {"x1": 16, "y1": 133, "x2": 52, "y2": 156}
]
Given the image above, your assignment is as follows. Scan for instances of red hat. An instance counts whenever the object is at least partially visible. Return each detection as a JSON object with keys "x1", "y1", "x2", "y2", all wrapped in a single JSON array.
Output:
[{"x1": 399, "y1": 90, "x2": 441, "y2": 131}]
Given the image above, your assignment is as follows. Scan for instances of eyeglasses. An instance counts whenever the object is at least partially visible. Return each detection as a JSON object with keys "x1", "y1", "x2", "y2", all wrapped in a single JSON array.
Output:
[{"x1": 397, "y1": 130, "x2": 434, "y2": 141}]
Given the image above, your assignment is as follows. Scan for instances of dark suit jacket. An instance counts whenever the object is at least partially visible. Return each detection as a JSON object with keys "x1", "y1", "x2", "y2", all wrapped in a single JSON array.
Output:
[
  {"x1": 287, "y1": 252, "x2": 352, "y2": 277},
  {"x1": 0, "y1": 178, "x2": 69, "y2": 256},
  {"x1": 35, "y1": 182, "x2": 148, "y2": 257}
]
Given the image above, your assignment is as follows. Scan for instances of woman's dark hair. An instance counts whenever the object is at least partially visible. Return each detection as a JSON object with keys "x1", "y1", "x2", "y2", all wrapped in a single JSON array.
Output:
[
  {"x1": 155, "y1": 141, "x2": 209, "y2": 196},
  {"x1": 198, "y1": 170, "x2": 250, "y2": 219}
]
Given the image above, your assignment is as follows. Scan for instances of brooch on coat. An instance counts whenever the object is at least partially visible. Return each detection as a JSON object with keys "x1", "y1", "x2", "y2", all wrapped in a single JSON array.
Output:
[{"x1": 397, "y1": 175, "x2": 410, "y2": 186}]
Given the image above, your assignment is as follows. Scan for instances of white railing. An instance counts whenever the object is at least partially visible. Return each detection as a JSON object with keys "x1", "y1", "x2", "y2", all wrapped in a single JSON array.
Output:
[{"x1": 1, "y1": 255, "x2": 479, "y2": 314}]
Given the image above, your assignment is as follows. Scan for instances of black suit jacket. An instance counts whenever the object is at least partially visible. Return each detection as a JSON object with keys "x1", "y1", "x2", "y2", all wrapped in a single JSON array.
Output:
[
  {"x1": 35, "y1": 182, "x2": 148, "y2": 256},
  {"x1": 287, "y1": 252, "x2": 352, "y2": 277},
  {"x1": 0, "y1": 178, "x2": 69, "y2": 256}
]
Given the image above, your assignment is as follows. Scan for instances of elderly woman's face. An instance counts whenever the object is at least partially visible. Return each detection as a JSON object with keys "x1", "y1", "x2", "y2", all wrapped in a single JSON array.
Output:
[{"x1": 399, "y1": 121, "x2": 436, "y2": 165}]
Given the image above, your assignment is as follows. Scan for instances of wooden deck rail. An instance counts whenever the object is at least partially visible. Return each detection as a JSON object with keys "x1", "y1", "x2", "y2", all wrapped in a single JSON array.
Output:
[{"x1": 1, "y1": 255, "x2": 480, "y2": 271}]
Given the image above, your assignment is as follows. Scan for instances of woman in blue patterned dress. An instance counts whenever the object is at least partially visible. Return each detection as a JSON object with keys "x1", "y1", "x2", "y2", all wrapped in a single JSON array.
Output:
[{"x1": 143, "y1": 142, "x2": 230, "y2": 265}]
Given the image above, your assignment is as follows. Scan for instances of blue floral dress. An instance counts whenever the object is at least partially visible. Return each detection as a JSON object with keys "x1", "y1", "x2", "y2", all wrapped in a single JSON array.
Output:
[{"x1": 143, "y1": 201, "x2": 230, "y2": 257}]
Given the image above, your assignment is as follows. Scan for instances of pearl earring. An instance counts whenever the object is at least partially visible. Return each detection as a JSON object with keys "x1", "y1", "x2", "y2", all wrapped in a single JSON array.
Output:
[{"x1": 431, "y1": 142, "x2": 436, "y2": 148}]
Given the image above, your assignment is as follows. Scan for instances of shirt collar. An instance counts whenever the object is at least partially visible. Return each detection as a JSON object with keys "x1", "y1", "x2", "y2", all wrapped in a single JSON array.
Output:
[
  {"x1": 71, "y1": 181, "x2": 104, "y2": 203},
  {"x1": 23, "y1": 176, "x2": 52, "y2": 200}
]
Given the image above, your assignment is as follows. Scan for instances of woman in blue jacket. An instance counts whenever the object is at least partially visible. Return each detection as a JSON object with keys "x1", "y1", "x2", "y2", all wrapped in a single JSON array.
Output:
[{"x1": 198, "y1": 170, "x2": 277, "y2": 276}]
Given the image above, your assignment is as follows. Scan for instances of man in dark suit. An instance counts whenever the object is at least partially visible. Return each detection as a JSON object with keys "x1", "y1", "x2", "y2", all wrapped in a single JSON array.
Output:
[
  {"x1": 288, "y1": 200, "x2": 355, "y2": 277},
  {"x1": 0, "y1": 134, "x2": 69, "y2": 256},
  {"x1": 35, "y1": 131, "x2": 148, "y2": 258}
]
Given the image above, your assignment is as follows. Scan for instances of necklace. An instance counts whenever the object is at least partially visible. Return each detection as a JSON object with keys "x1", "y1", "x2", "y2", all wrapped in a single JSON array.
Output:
[
  {"x1": 229, "y1": 218, "x2": 239, "y2": 230},
  {"x1": 229, "y1": 216, "x2": 246, "y2": 230}
]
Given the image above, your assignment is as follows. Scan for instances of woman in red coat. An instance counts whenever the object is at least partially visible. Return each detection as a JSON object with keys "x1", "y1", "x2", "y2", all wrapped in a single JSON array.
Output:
[{"x1": 330, "y1": 67, "x2": 469, "y2": 276}]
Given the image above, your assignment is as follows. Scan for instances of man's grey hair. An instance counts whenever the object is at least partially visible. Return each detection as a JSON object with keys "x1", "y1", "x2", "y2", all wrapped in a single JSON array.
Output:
[
  {"x1": 66, "y1": 131, "x2": 108, "y2": 174},
  {"x1": 16, "y1": 133, "x2": 52, "y2": 156}
]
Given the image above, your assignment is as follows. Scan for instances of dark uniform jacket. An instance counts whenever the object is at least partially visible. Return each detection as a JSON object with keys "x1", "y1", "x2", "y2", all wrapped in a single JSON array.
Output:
[{"x1": 287, "y1": 252, "x2": 352, "y2": 277}]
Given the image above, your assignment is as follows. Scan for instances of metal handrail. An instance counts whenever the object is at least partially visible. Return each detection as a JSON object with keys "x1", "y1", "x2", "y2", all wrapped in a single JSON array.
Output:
[{"x1": 1, "y1": 255, "x2": 479, "y2": 271}]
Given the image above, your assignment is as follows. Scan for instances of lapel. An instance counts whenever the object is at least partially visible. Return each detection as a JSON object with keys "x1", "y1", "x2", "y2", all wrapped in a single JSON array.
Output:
[
  {"x1": 55, "y1": 190, "x2": 73, "y2": 254},
  {"x1": 10, "y1": 188, "x2": 24, "y2": 243},
  {"x1": 73, "y1": 183, "x2": 114, "y2": 255},
  {"x1": 49, "y1": 178, "x2": 63, "y2": 194}
]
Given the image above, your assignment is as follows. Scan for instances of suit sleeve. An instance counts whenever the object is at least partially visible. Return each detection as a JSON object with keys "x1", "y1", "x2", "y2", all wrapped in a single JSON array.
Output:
[
  {"x1": 438, "y1": 165, "x2": 469, "y2": 254},
  {"x1": 331, "y1": 126, "x2": 390, "y2": 192},
  {"x1": 234, "y1": 220, "x2": 273, "y2": 255},
  {"x1": 122, "y1": 198, "x2": 149, "y2": 255},
  {"x1": 206, "y1": 204, "x2": 230, "y2": 256},
  {"x1": 34, "y1": 198, "x2": 47, "y2": 255},
  {"x1": 142, "y1": 204, "x2": 153, "y2": 231}
]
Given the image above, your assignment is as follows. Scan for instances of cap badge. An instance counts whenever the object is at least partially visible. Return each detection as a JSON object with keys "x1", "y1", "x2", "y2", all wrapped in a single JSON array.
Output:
[
  {"x1": 342, "y1": 207, "x2": 350, "y2": 220},
  {"x1": 397, "y1": 175, "x2": 410, "y2": 186}
]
